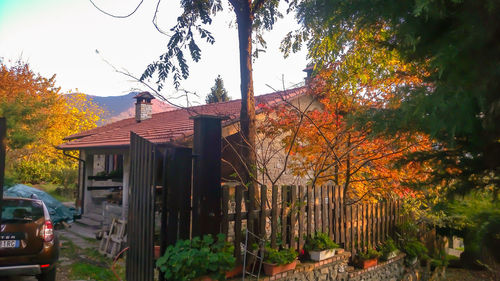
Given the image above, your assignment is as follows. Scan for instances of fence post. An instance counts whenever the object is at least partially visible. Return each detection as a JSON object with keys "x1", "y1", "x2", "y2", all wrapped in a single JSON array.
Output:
[
  {"x1": 0, "y1": 118, "x2": 5, "y2": 223},
  {"x1": 191, "y1": 115, "x2": 225, "y2": 237}
]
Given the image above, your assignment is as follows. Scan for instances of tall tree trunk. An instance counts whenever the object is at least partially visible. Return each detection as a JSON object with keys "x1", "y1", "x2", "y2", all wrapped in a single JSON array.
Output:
[
  {"x1": 233, "y1": 1, "x2": 259, "y2": 238},
  {"x1": 234, "y1": 3, "x2": 257, "y2": 189}
]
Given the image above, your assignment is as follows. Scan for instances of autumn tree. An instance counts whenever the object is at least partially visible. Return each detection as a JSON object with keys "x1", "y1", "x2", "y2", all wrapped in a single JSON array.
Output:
[
  {"x1": 262, "y1": 74, "x2": 430, "y2": 202},
  {"x1": 205, "y1": 75, "x2": 230, "y2": 104},
  {"x1": 269, "y1": 27, "x2": 431, "y2": 201},
  {"x1": 286, "y1": 0, "x2": 500, "y2": 199},
  {"x1": 0, "y1": 61, "x2": 104, "y2": 184}
]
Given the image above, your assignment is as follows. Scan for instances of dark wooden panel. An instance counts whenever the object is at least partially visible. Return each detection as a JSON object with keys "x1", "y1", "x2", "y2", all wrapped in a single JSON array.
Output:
[
  {"x1": 191, "y1": 116, "x2": 223, "y2": 237},
  {"x1": 126, "y1": 133, "x2": 156, "y2": 281}
]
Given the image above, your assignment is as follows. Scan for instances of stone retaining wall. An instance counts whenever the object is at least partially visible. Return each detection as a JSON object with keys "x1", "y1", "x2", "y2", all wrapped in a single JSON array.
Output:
[
  {"x1": 348, "y1": 254, "x2": 406, "y2": 281},
  {"x1": 253, "y1": 252, "x2": 407, "y2": 281},
  {"x1": 259, "y1": 252, "x2": 351, "y2": 281}
]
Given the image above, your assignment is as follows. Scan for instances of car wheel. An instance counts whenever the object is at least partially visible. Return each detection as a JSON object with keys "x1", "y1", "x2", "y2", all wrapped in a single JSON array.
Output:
[{"x1": 37, "y1": 266, "x2": 56, "y2": 281}]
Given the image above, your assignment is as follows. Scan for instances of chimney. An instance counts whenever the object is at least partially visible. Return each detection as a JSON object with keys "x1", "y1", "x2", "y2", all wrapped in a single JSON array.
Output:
[
  {"x1": 133, "y1": 91, "x2": 155, "y2": 122},
  {"x1": 303, "y1": 65, "x2": 314, "y2": 84}
]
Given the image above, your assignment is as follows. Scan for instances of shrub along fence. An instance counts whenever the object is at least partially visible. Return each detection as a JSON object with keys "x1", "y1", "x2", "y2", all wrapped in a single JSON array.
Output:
[{"x1": 221, "y1": 184, "x2": 404, "y2": 260}]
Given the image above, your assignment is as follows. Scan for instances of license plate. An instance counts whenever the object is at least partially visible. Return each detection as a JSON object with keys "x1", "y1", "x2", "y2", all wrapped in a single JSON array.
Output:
[{"x1": 0, "y1": 240, "x2": 18, "y2": 248}]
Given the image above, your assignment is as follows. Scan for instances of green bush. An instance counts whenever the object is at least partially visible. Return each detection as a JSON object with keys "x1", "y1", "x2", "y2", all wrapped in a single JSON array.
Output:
[
  {"x1": 379, "y1": 238, "x2": 398, "y2": 260},
  {"x1": 304, "y1": 232, "x2": 339, "y2": 252},
  {"x1": 156, "y1": 234, "x2": 235, "y2": 281},
  {"x1": 402, "y1": 240, "x2": 428, "y2": 260},
  {"x1": 358, "y1": 248, "x2": 381, "y2": 261},
  {"x1": 264, "y1": 247, "x2": 298, "y2": 265}
]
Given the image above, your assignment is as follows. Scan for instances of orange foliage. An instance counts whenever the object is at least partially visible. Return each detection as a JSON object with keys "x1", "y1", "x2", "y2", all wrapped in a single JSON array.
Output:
[{"x1": 260, "y1": 66, "x2": 431, "y2": 202}]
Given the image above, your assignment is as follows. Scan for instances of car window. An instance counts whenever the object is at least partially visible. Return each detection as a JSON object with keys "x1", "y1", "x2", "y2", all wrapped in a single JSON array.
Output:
[{"x1": 1, "y1": 199, "x2": 44, "y2": 222}]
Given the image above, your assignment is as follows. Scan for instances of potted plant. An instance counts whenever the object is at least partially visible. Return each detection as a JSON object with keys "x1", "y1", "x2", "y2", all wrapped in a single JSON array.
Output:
[
  {"x1": 304, "y1": 232, "x2": 340, "y2": 261},
  {"x1": 356, "y1": 249, "x2": 381, "y2": 269},
  {"x1": 263, "y1": 247, "x2": 298, "y2": 276},
  {"x1": 401, "y1": 240, "x2": 428, "y2": 266},
  {"x1": 379, "y1": 238, "x2": 400, "y2": 261},
  {"x1": 156, "y1": 234, "x2": 235, "y2": 281}
]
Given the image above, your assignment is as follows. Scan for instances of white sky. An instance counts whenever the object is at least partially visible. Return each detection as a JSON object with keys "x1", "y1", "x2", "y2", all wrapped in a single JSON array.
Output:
[{"x1": 0, "y1": 0, "x2": 308, "y2": 106}]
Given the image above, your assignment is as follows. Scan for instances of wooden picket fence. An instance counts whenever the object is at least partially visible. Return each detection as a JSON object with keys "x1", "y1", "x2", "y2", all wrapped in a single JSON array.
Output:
[{"x1": 221, "y1": 184, "x2": 403, "y2": 260}]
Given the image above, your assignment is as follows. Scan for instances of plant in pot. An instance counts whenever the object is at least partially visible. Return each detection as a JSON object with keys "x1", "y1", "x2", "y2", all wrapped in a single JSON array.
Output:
[
  {"x1": 379, "y1": 238, "x2": 400, "y2": 261},
  {"x1": 263, "y1": 247, "x2": 298, "y2": 276},
  {"x1": 356, "y1": 248, "x2": 381, "y2": 269},
  {"x1": 304, "y1": 232, "x2": 340, "y2": 261},
  {"x1": 156, "y1": 233, "x2": 235, "y2": 281}
]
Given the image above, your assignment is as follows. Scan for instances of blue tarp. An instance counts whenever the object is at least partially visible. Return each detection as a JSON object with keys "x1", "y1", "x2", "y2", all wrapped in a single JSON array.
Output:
[{"x1": 3, "y1": 184, "x2": 75, "y2": 224}]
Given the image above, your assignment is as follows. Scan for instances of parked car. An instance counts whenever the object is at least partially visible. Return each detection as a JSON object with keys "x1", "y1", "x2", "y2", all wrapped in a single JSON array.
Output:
[{"x1": 0, "y1": 197, "x2": 59, "y2": 281}]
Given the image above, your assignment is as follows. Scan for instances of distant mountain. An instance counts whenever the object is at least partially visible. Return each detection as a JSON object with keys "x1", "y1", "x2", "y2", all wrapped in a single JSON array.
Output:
[{"x1": 83, "y1": 92, "x2": 175, "y2": 123}]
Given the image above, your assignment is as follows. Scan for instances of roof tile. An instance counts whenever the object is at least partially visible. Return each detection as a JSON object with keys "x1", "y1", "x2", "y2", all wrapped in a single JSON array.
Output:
[{"x1": 58, "y1": 87, "x2": 306, "y2": 150}]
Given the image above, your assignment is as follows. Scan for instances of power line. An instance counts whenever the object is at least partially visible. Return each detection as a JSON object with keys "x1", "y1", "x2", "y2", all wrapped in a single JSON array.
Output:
[{"x1": 88, "y1": 0, "x2": 144, "y2": 18}]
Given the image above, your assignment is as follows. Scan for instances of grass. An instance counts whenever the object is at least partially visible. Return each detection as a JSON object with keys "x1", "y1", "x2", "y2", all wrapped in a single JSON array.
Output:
[
  {"x1": 70, "y1": 263, "x2": 117, "y2": 280},
  {"x1": 59, "y1": 236, "x2": 126, "y2": 281},
  {"x1": 33, "y1": 183, "x2": 76, "y2": 202}
]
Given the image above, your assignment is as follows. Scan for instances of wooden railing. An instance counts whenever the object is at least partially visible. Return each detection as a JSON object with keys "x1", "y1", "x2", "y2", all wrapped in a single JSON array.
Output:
[{"x1": 221, "y1": 184, "x2": 403, "y2": 259}]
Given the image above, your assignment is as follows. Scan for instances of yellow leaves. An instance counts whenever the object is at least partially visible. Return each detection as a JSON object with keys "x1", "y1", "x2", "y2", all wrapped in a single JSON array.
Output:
[{"x1": 1, "y1": 61, "x2": 104, "y2": 183}]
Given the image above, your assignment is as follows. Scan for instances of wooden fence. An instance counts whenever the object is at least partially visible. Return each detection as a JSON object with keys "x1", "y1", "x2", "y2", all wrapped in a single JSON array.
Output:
[{"x1": 221, "y1": 184, "x2": 403, "y2": 259}]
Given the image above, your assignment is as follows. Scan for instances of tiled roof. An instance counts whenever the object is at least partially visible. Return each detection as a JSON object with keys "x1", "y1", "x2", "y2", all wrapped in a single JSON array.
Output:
[{"x1": 58, "y1": 87, "x2": 306, "y2": 150}]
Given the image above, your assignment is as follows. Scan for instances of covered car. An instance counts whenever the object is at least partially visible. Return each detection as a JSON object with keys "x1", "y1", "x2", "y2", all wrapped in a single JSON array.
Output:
[{"x1": 3, "y1": 184, "x2": 75, "y2": 224}]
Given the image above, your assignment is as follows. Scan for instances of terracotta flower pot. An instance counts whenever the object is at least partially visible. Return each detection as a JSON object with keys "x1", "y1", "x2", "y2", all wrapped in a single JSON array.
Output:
[
  {"x1": 225, "y1": 264, "x2": 243, "y2": 279},
  {"x1": 358, "y1": 258, "x2": 377, "y2": 269},
  {"x1": 263, "y1": 260, "x2": 297, "y2": 276},
  {"x1": 309, "y1": 249, "x2": 335, "y2": 261},
  {"x1": 154, "y1": 245, "x2": 161, "y2": 259}
]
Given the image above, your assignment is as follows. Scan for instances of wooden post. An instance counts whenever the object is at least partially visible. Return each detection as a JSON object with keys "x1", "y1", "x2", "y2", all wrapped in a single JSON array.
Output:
[
  {"x1": 307, "y1": 185, "x2": 313, "y2": 236},
  {"x1": 0, "y1": 118, "x2": 5, "y2": 223},
  {"x1": 222, "y1": 186, "x2": 229, "y2": 236},
  {"x1": 298, "y1": 186, "x2": 305, "y2": 250},
  {"x1": 271, "y1": 186, "x2": 278, "y2": 248},
  {"x1": 191, "y1": 115, "x2": 225, "y2": 237},
  {"x1": 290, "y1": 185, "x2": 297, "y2": 250},
  {"x1": 321, "y1": 185, "x2": 328, "y2": 234},
  {"x1": 314, "y1": 185, "x2": 321, "y2": 232},
  {"x1": 281, "y1": 186, "x2": 288, "y2": 247},
  {"x1": 339, "y1": 186, "x2": 345, "y2": 244},
  {"x1": 260, "y1": 185, "x2": 267, "y2": 239},
  {"x1": 328, "y1": 184, "x2": 334, "y2": 240},
  {"x1": 234, "y1": 186, "x2": 243, "y2": 262}
]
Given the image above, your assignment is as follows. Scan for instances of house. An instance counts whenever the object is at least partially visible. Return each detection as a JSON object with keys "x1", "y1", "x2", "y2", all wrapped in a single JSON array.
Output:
[{"x1": 58, "y1": 86, "x2": 320, "y2": 228}]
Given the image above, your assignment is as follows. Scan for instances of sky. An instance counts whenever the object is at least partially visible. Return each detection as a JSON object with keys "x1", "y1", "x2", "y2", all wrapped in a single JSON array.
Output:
[{"x1": 0, "y1": 0, "x2": 308, "y2": 106}]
